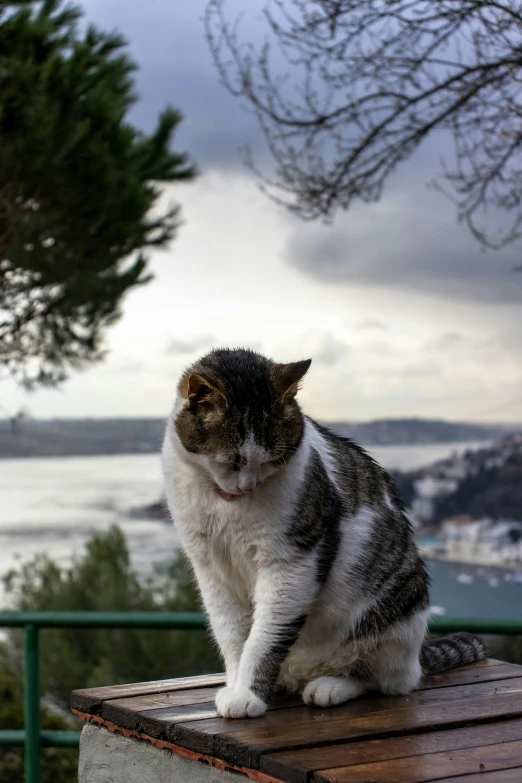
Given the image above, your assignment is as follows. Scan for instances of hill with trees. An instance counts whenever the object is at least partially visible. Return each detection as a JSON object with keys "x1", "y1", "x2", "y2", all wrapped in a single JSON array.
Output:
[{"x1": 0, "y1": 417, "x2": 509, "y2": 457}]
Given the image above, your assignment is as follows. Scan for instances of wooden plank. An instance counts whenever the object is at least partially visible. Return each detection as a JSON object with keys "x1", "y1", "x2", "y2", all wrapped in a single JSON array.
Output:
[
  {"x1": 102, "y1": 687, "x2": 302, "y2": 738},
  {"x1": 103, "y1": 687, "x2": 300, "y2": 715},
  {"x1": 436, "y1": 768, "x2": 522, "y2": 783},
  {"x1": 175, "y1": 675, "x2": 522, "y2": 741},
  {"x1": 100, "y1": 667, "x2": 522, "y2": 731},
  {"x1": 70, "y1": 660, "x2": 510, "y2": 715},
  {"x1": 70, "y1": 661, "x2": 507, "y2": 715},
  {"x1": 314, "y1": 738, "x2": 522, "y2": 783},
  {"x1": 96, "y1": 665, "x2": 522, "y2": 750},
  {"x1": 420, "y1": 663, "x2": 522, "y2": 691},
  {"x1": 104, "y1": 687, "x2": 220, "y2": 713},
  {"x1": 425, "y1": 659, "x2": 504, "y2": 672},
  {"x1": 102, "y1": 688, "x2": 220, "y2": 732},
  {"x1": 406, "y1": 677, "x2": 522, "y2": 706},
  {"x1": 70, "y1": 672, "x2": 225, "y2": 714},
  {"x1": 261, "y1": 719, "x2": 522, "y2": 783},
  {"x1": 135, "y1": 702, "x2": 222, "y2": 738},
  {"x1": 171, "y1": 691, "x2": 522, "y2": 769}
]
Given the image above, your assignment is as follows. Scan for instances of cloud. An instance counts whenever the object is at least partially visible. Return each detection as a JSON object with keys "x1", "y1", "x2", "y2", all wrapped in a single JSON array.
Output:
[
  {"x1": 285, "y1": 164, "x2": 522, "y2": 305},
  {"x1": 165, "y1": 335, "x2": 214, "y2": 355},
  {"x1": 275, "y1": 332, "x2": 350, "y2": 367},
  {"x1": 82, "y1": 0, "x2": 268, "y2": 174},
  {"x1": 424, "y1": 331, "x2": 467, "y2": 352},
  {"x1": 103, "y1": 360, "x2": 145, "y2": 375},
  {"x1": 117, "y1": 360, "x2": 145, "y2": 373},
  {"x1": 313, "y1": 335, "x2": 351, "y2": 365},
  {"x1": 355, "y1": 319, "x2": 387, "y2": 331}
]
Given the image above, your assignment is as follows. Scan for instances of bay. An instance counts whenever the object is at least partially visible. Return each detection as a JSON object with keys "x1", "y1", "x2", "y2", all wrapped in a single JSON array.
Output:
[{"x1": 2, "y1": 440, "x2": 518, "y2": 618}]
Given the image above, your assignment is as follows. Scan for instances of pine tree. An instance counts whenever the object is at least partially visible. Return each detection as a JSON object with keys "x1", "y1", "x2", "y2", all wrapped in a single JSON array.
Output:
[{"x1": 0, "y1": 0, "x2": 196, "y2": 387}]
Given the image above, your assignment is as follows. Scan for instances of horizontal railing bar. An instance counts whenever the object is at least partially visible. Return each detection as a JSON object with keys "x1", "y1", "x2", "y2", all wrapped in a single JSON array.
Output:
[
  {"x1": 41, "y1": 730, "x2": 81, "y2": 748},
  {"x1": 0, "y1": 611, "x2": 208, "y2": 628},
  {"x1": 428, "y1": 617, "x2": 522, "y2": 635},
  {"x1": 0, "y1": 612, "x2": 521, "y2": 633},
  {"x1": 0, "y1": 729, "x2": 80, "y2": 748},
  {"x1": 0, "y1": 730, "x2": 26, "y2": 746},
  {"x1": 0, "y1": 730, "x2": 81, "y2": 748}
]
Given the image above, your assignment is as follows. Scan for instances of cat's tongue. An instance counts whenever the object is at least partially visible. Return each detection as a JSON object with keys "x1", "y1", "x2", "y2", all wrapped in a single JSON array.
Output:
[{"x1": 217, "y1": 487, "x2": 238, "y2": 501}]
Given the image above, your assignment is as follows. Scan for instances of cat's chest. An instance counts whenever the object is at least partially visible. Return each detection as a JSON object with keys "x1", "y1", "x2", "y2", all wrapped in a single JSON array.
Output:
[
  {"x1": 170, "y1": 467, "x2": 270, "y2": 547},
  {"x1": 179, "y1": 494, "x2": 267, "y2": 555},
  {"x1": 175, "y1": 488, "x2": 265, "y2": 595}
]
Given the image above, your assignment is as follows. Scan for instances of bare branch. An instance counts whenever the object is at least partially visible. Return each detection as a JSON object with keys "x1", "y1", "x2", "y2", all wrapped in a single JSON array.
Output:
[{"x1": 206, "y1": 0, "x2": 522, "y2": 247}]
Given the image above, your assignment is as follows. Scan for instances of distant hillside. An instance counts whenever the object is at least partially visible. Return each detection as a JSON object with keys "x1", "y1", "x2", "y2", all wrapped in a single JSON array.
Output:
[
  {"x1": 330, "y1": 418, "x2": 509, "y2": 446},
  {"x1": 434, "y1": 436, "x2": 522, "y2": 521},
  {"x1": 0, "y1": 418, "x2": 165, "y2": 458},
  {"x1": 0, "y1": 417, "x2": 510, "y2": 458}
]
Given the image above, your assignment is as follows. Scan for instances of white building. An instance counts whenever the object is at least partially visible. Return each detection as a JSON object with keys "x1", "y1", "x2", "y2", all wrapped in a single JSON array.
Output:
[
  {"x1": 442, "y1": 516, "x2": 522, "y2": 566},
  {"x1": 411, "y1": 477, "x2": 458, "y2": 524}
]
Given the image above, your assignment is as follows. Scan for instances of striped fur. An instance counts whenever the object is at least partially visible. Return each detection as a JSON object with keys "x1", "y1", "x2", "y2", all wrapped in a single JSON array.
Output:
[
  {"x1": 162, "y1": 348, "x2": 486, "y2": 719},
  {"x1": 421, "y1": 633, "x2": 487, "y2": 674}
]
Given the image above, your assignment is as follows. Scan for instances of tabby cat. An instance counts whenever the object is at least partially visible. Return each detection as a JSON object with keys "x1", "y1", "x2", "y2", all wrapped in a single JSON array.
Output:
[{"x1": 161, "y1": 348, "x2": 485, "y2": 719}]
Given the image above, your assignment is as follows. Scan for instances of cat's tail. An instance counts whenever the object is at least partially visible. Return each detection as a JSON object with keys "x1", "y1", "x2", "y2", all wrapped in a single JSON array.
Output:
[{"x1": 420, "y1": 632, "x2": 487, "y2": 675}]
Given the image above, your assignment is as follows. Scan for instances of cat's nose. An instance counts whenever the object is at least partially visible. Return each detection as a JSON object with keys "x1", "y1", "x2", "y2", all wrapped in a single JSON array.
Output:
[{"x1": 238, "y1": 474, "x2": 257, "y2": 493}]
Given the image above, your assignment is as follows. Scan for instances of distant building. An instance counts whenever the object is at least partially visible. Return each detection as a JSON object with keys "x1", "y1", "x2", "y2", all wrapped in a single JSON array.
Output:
[
  {"x1": 411, "y1": 476, "x2": 458, "y2": 525},
  {"x1": 441, "y1": 516, "x2": 522, "y2": 566}
]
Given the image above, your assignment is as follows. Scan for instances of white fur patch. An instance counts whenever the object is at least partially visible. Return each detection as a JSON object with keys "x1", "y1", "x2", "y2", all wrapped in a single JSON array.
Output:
[
  {"x1": 215, "y1": 686, "x2": 267, "y2": 718},
  {"x1": 302, "y1": 676, "x2": 367, "y2": 707}
]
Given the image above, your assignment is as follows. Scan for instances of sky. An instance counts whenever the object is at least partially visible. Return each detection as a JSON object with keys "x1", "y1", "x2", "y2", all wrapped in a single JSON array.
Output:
[{"x1": 2, "y1": 0, "x2": 522, "y2": 424}]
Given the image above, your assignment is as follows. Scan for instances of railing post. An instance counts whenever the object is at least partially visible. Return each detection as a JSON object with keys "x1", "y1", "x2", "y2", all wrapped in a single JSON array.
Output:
[{"x1": 24, "y1": 623, "x2": 41, "y2": 783}]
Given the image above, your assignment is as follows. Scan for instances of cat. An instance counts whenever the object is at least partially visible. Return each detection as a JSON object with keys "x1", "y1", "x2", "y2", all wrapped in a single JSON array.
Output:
[{"x1": 161, "y1": 348, "x2": 486, "y2": 719}]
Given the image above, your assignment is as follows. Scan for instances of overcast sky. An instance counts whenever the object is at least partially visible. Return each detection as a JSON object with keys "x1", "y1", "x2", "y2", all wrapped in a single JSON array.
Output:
[{"x1": 2, "y1": 0, "x2": 522, "y2": 423}]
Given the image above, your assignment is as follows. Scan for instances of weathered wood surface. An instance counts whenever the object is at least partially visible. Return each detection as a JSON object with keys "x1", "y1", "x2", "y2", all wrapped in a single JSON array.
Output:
[
  {"x1": 71, "y1": 672, "x2": 226, "y2": 714},
  {"x1": 71, "y1": 658, "x2": 522, "y2": 783}
]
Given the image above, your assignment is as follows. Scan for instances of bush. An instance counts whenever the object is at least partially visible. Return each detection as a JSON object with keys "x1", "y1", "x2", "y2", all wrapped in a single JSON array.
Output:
[{"x1": 0, "y1": 525, "x2": 219, "y2": 783}]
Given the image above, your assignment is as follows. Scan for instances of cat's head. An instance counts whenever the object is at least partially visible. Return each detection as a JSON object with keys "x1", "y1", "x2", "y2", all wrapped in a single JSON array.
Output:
[{"x1": 174, "y1": 348, "x2": 311, "y2": 499}]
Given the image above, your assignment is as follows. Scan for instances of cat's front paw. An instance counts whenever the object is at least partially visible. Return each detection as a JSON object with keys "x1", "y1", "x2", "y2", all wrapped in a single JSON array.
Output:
[
  {"x1": 215, "y1": 686, "x2": 267, "y2": 719},
  {"x1": 302, "y1": 676, "x2": 366, "y2": 707}
]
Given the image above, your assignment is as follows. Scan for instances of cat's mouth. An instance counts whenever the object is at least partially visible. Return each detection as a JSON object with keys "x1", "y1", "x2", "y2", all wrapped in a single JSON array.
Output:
[{"x1": 216, "y1": 485, "x2": 241, "y2": 501}]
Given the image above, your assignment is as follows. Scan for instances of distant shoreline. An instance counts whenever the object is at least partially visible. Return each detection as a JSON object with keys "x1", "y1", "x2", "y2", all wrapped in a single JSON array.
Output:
[
  {"x1": 422, "y1": 552, "x2": 522, "y2": 572},
  {"x1": 0, "y1": 438, "x2": 494, "y2": 461},
  {"x1": 0, "y1": 416, "x2": 509, "y2": 459}
]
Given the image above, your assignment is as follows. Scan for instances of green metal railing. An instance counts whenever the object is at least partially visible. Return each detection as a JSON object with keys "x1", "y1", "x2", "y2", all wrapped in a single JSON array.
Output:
[
  {"x1": 0, "y1": 611, "x2": 208, "y2": 783},
  {"x1": 0, "y1": 612, "x2": 521, "y2": 783}
]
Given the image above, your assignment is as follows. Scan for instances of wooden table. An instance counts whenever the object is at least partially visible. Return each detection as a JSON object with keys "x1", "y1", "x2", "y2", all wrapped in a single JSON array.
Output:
[{"x1": 71, "y1": 658, "x2": 522, "y2": 783}]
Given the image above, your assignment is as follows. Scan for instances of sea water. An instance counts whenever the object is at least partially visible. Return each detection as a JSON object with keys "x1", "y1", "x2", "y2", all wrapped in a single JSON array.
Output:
[{"x1": 2, "y1": 444, "x2": 519, "y2": 617}]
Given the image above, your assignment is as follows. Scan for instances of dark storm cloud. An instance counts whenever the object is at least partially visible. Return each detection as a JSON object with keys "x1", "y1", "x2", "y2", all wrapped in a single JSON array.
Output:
[
  {"x1": 81, "y1": 0, "x2": 522, "y2": 308},
  {"x1": 286, "y1": 182, "x2": 522, "y2": 305},
  {"x1": 82, "y1": 0, "x2": 266, "y2": 172}
]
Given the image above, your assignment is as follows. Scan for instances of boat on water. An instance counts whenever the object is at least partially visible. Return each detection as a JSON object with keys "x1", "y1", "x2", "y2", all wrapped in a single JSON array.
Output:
[
  {"x1": 457, "y1": 573, "x2": 474, "y2": 584},
  {"x1": 502, "y1": 572, "x2": 522, "y2": 585}
]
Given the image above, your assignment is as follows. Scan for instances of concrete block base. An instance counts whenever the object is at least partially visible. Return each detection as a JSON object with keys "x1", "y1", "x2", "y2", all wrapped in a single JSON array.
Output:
[{"x1": 79, "y1": 723, "x2": 238, "y2": 783}]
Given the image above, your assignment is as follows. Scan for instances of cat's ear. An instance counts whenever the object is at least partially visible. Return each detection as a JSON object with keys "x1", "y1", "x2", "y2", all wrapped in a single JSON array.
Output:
[
  {"x1": 272, "y1": 359, "x2": 311, "y2": 403},
  {"x1": 183, "y1": 373, "x2": 226, "y2": 411}
]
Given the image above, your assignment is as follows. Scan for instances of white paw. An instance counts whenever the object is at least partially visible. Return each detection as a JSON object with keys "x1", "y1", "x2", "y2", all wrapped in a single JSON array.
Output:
[
  {"x1": 215, "y1": 686, "x2": 267, "y2": 719},
  {"x1": 302, "y1": 676, "x2": 366, "y2": 708}
]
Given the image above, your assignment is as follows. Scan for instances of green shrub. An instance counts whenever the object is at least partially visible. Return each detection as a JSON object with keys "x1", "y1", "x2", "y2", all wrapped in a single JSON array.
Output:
[{"x1": 0, "y1": 524, "x2": 219, "y2": 783}]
